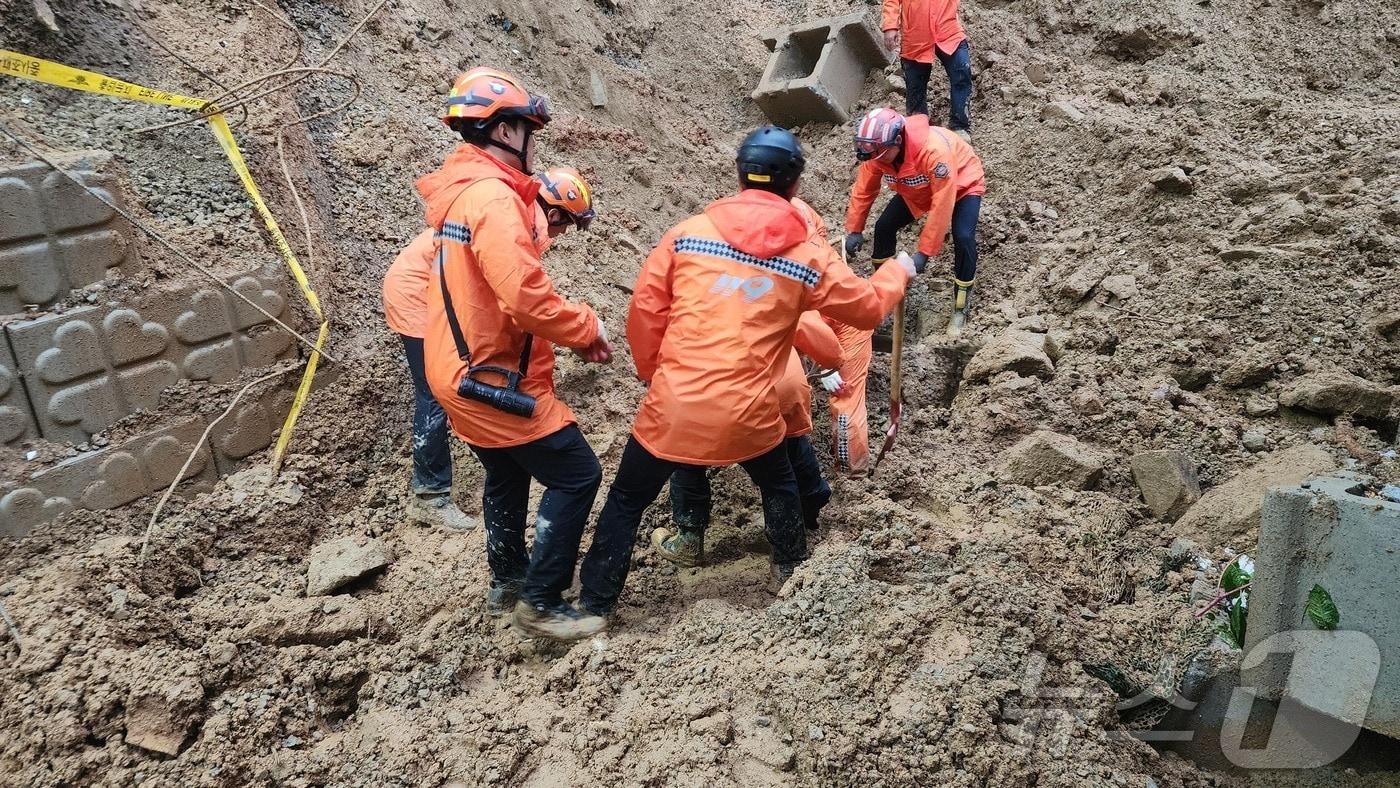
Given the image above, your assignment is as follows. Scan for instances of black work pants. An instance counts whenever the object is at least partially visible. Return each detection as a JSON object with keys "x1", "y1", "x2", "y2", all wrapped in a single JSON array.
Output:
[
  {"x1": 580, "y1": 437, "x2": 806, "y2": 614},
  {"x1": 399, "y1": 335, "x2": 453, "y2": 495},
  {"x1": 902, "y1": 40, "x2": 973, "y2": 130},
  {"x1": 468, "y1": 425, "x2": 602, "y2": 607},
  {"x1": 668, "y1": 436, "x2": 830, "y2": 532},
  {"x1": 871, "y1": 193, "x2": 982, "y2": 282}
]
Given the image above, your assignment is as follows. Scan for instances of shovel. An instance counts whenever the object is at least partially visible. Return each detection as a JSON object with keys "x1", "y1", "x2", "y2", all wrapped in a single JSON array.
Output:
[{"x1": 872, "y1": 296, "x2": 904, "y2": 472}]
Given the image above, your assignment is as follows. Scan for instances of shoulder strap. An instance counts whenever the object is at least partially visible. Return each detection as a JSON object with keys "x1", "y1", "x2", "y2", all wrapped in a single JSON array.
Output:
[
  {"x1": 437, "y1": 238, "x2": 472, "y2": 363},
  {"x1": 434, "y1": 182, "x2": 537, "y2": 382}
]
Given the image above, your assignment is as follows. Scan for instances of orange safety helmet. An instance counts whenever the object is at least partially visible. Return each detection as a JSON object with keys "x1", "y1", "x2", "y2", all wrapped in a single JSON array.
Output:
[
  {"x1": 443, "y1": 67, "x2": 551, "y2": 131},
  {"x1": 536, "y1": 167, "x2": 596, "y2": 230},
  {"x1": 854, "y1": 108, "x2": 905, "y2": 161}
]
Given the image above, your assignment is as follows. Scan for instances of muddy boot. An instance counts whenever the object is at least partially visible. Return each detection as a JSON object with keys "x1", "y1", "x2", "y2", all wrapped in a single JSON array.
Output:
[
  {"x1": 946, "y1": 278, "x2": 975, "y2": 338},
  {"x1": 768, "y1": 562, "x2": 798, "y2": 594},
  {"x1": 511, "y1": 600, "x2": 607, "y2": 641},
  {"x1": 485, "y1": 583, "x2": 519, "y2": 616},
  {"x1": 953, "y1": 128, "x2": 972, "y2": 144},
  {"x1": 650, "y1": 527, "x2": 704, "y2": 568},
  {"x1": 409, "y1": 493, "x2": 478, "y2": 531}
]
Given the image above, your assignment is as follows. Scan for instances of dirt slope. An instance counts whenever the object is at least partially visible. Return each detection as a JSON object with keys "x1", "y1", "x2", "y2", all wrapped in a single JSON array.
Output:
[{"x1": 1, "y1": 0, "x2": 1398, "y2": 785}]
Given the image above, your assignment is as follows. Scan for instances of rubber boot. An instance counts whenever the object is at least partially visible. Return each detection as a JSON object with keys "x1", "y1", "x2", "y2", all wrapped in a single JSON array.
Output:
[
  {"x1": 946, "y1": 278, "x2": 975, "y2": 338},
  {"x1": 650, "y1": 527, "x2": 704, "y2": 568},
  {"x1": 511, "y1": 600, "x2": 607, "y2": 641}
]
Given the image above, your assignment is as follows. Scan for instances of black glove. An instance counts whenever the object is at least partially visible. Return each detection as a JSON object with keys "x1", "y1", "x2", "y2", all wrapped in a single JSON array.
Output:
[
  {"x1": 844, "y1": 232, "x2": 865, "y2": 256},
  {"x1": 911, "y1": 252, "x2": 929, "y2": 274}
]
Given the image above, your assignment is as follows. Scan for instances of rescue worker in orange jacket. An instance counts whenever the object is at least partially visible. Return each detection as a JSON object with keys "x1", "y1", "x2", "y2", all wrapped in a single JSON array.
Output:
[
  {"x1": 382, "y1": 167, "x2": 597, "y2": 534},
  {"x1": 652, "y1": 310, "x2": 846, "y2": 567},
  {"x1": 418, "y1": 67, "x2": 613, "y2": 642},
  {"x1": 881, "y1": 0, "x2": 972, "y2": 133},
  {"x1": 844, "y1": 108, "x2": 986, "y2": 337},
  {"x1": 827, "y1": 317, "x2": 877, "y2": 476},
  {"x1": 575, "y1": 126, "x2": 918, "y2": 616}
]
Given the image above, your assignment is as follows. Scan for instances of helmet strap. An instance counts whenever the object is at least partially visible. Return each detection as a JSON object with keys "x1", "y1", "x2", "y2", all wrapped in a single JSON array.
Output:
[{"x1": 495, "y1": 122, "x2": 533, "y2": 172}]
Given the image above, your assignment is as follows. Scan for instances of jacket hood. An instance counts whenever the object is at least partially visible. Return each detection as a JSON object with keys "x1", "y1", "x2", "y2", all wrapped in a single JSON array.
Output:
[
  {"x1": 416, "y1": 144, "x2": 540, "y2": 230},
  {"x1": 703, "y1": 190, "x2": 808, "y2": 259}
]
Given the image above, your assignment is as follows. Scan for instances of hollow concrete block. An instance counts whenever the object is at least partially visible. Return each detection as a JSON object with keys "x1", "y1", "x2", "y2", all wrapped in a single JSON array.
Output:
[
  {"x1": 0, "y1": 151, "x2": 141, "y2": 314},
  {"x1": 753, "y1": 13, "x2": 891, "y2": 127},
  {"x1": 1244, "y1": 475, "x2": 1400, "y2": 739},
  {"x1": 0, "y1": 417, "x2": 215, "y2": 538},
  {"x1": 0, "y1": 339, "x2": 37, "y2": 446}
]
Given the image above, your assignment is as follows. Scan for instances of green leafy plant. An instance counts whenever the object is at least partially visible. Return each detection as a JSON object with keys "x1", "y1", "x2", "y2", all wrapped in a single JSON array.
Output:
[
  {"x1": 1306, "y1": 584, "x2": 1340, "y2": 630},
  {"x1": 1197, "y1": 554, "x2": 1254, "y2": 649}
]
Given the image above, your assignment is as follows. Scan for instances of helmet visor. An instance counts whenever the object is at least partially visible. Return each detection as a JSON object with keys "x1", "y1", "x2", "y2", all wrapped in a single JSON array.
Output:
[
  {"x1": 524, "y1": 95, "x2": 552, "y2": 126},
  {"x1": 854, "y1": 138, "x2": 886, "y2": 161}
]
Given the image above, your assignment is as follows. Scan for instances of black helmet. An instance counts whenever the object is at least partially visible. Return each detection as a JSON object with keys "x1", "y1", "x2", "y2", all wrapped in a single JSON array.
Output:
[{"x1": 736, "y1": 126, "x2": 806, "y2": 193}]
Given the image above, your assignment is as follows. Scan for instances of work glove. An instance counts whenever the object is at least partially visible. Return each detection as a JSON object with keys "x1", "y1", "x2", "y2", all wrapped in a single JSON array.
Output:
[
  {"x1": 577, "y1": 317, "x2": 614, "y2": 363},
  {"x1": 882, "y1": 29, "x2": 899, "y2": 53},
  {"x1": 895, "y1": 252, "x2": 919, "y2": 279},
  {"x1": 843, "y1": 232, "x2": 865, "y2": 257},
  {"x1": 818, "y1": 370, "x2": 848, "y2": 396}
]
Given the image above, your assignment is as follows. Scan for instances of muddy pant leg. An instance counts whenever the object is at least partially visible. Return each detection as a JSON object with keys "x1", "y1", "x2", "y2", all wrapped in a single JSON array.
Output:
[
  {"x1": 498, "y1": 426, "x2": 602, "y2": 608},
  {"x1": 951, "y1": 195, "x2": 981, "y2": 282},
  {"x1": 830, "y1": 325, "x2": 874, "y2": 477},
  {"x1": 871, "y1": 195, "x2": 917, "y2": 261},
  {"x1": 580, "y1": 437, "x2": 682, "y2": 614},
  {"x1": 400, "y1": 334, "x2": 452, "y2": 495},
  {"x1": 937, "y1": 40, "x2": 974, "y2": 131},
  {"x1": 785, "y1": 436, "x2": 830, "y2": 530},
  {"x1": 467, "y1": 445, "x2": 531, "y2": 590},
  {"x1": 737, "y1": 443, "x2": 807, "y2": 569},
  {"x1": 901, "y1": 57, "x2": 933, "y2": 117},
  {"x1": 669, "y1": 466, "x2": 712, "y2": 535}
]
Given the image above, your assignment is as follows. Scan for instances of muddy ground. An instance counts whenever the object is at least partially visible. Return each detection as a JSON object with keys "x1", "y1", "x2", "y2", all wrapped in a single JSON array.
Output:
[{"x1": 1, "y1": 0, "x2": 1399, "y2": 785}]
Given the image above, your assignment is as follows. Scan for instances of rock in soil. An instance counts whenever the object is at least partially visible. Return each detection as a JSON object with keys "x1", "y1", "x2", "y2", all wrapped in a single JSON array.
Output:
[
  {"x1": 999, "y1": 430, "x2": 1106, "y2": 490},
  {"x1": 1131, "y1": 449, "x2": 1202, "y2": 521},
  {"x1": 306, "y1": 537, "x2": 391, "y2": 596},
  {"x1": 1177, "y1": 445, "x2": 1338, "y2": 547},
  {"x1": 1280, "y1": 370, "x2": 1397, "y2": 420}
]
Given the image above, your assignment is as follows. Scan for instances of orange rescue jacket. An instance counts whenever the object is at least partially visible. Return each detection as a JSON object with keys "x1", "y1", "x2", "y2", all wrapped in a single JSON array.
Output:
[
  {"x1": 417, "y1": 145, "x2": 599, "y2": 449},
  {"x1": 846, "y1": 115, "x2": 986, "y2": 257},
  {"x1": 779, "y1": 312, "x2": 844, "y2": 438},
  {"x1": 384, "y1": 205, "x2": 553, "y2": 339},
  {"x1": 883, "y1": 0, "x2": 966, "y2": 63},
  {"x1": 628, "y1": 189, "x2": 908, "y2": 465}
]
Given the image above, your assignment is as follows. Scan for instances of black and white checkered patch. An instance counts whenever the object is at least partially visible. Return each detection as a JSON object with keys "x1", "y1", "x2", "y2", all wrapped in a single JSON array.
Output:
[
  {"x1": 674, "y1": 236, "x2": 821, "y2": 288},
  {"x1": 436, "y1": 221, "x2": 472, "y2": 245}
]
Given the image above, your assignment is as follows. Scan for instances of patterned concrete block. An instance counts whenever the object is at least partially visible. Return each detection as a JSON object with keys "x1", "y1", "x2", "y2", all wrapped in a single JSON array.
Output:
[
  {"x1": 5, "y1": 270, "x2": 297, "y2": 444},
  {"x1": 0, "y1": 418, "x2": 215, "y2": 539},
  {"x1": 753, "y1": 13, "x2": 891, "y2": 126},
  {"x1": 0, "y1": 152, "x2": 141, "y2": 314},
  {"x1": 208, "y1": 385, "x2": 295, "y2": 476},
  {"x1": 6, "y1": 304, "x2": 182, "y2": 444},
  {"x1": 0, "y1": 339, "x2": 37, "y2": 446}
]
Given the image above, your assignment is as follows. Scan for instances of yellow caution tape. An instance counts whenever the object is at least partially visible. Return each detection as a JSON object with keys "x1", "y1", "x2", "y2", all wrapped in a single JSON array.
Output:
[
  {"x1": 1, "y1": 49, "x2": 206, "y2": 110},
  {"x1": 0, "y1": 49, "x2": 326, "y2": 474},
  {"x1": 205, "y1": 114, "x2": 327, "y2": 474}
]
